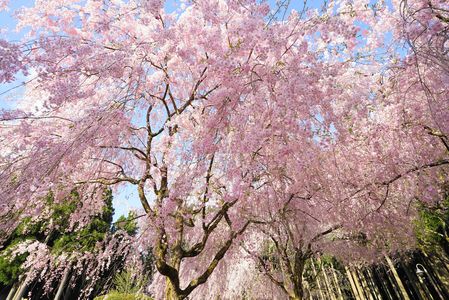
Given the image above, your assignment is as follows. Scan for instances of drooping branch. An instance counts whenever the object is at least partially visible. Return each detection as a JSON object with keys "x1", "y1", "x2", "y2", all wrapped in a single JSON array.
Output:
[
  {"x1": 99, "y1": 145, "x2": 147, "y2": 161},
  {"x1": 346, "y1": 159, "x2": 449, "y2": 202},
  {"x1": 381, "y1": 159, "x2": 449, "y2": 186}
]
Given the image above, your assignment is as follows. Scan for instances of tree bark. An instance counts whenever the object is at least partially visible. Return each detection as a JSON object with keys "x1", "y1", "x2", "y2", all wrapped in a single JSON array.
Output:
[
  {"x1": 12, "y1": 278, "x2": 28, "y2": 300},
  {"x1": 163, "y1": 253, "x2": 184, "y2": 300},
  {"x1": 385, "y1": 255, "x2": 410, "y2": 300},
  {"x1": 345, "y1": 266, "x2": 361, "y2": 300},
  {"x1": 165, "y1": 278, "x2": 184, "y2": 300},
  {"x1": 330, "y1": 262, "x2": 343, "y2": 300},
  {"x1": 311, "y1": 259, "x2": 325, "y2": 300},
  {"x1": 54, "y1": 264, "x2": 72, "y2": 300},
  {"x1": 318, "y1": 257, "x2": 336, "y2": 300},
  {"x1": 6, "y1": 283, "x2": 18, "y2": 300},
  {"x1": 290, "y1": 251, "x2": 306, "y2": 300},
  {"x1": 350, "y1": 267, "x2": 366, "y2": 300}
]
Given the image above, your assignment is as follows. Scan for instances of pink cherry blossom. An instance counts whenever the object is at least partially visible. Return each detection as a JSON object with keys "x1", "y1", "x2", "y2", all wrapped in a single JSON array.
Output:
[{"x1": 0, "y1": 0, "x2": 448, "y2": 299}]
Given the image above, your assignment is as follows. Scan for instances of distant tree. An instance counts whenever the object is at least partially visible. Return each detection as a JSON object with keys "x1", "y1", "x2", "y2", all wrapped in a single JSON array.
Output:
[
  {"x1": 0, "y1": 188, "x2": 144, "y2": 300},
  {"x1": 415, "y1": 191, "x2": 449, "y2": 252},
  {"x1": 113, "y1": 212, "x2": 139, "y2": 237}
]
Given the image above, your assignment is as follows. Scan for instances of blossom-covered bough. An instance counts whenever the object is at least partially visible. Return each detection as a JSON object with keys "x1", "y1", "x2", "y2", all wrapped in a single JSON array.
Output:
[
  {"x1": 225, "y1": 1, "x2": 449, "y2": 299},
  {"x1": 0, "y1": 0, "x2": 448, "y2": 299}
]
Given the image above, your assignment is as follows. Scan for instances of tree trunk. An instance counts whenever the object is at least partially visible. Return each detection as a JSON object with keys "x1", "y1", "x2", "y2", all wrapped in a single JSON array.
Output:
[
  {"x1": 303, "y1": 280, "x2": 311, "y2": 300},
  {"x1": 6, "y1": 283, "x2": 18, "y2": 300},
  {"x1": 311, "y1": 259, "x2": 325, "y2": 300},
  {"x1": 365, "y1": 268, "x2": 382, "y2": 300},
  {"x1": 290, "y1": 252, "x2": 306, "y2": 300},
  {"x1": 385, "y1": 255, "x2": 410, "y2": 300},
  {"x1": 350, "y1": 267, "x2": 366, "y2": 300},
  {"x1": 165, "y1": 255, "x2": 184, "y2": 300},
  {"x1": 345, "y1": 266, "x2": 361, "y2": 300},
  {"x1": 165, "y1": 279, "x2": 184, "y2": 300},
  {"x1": 358, "y1": 268, "x2": 374, "y2": 300},
  {"x1": 12, "y1": 278, "x2": 28, "y2": 300},
  {"x1": 54, "y1": 265, "x2": 72, "y2": 300},
  {"x1": 318, "y1": 257, "x2": 336, "y2": 300},
  {"x1": 330, "y1": 262, "x2": 343, "y2": 300}
]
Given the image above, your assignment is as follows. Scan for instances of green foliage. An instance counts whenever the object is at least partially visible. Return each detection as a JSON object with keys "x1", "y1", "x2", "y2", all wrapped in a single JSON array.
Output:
[
  {"x1": 317, "y1": 254, "x2": 335, "y2": 267},
  {"x1": 113, "y1": 211, "x2": 138, "y2": 236},
  {"x1": 0, "y1": 188, "x2": 119, "y2": 285},
  {"x1": 0, "y1": 216, "x2": 45, "y2": 285},
  {"x1": 113, "y1": 269, "x2": 148, "y2": 294},
  {"x1": 93, "y1": 269, "x2": 151, "y2": 300},
  {"x1": 259, "y1": 240, "x2": 280, "y2": 271},
  {"x1": 415, "y1": 195, "x2": 449, "y2": 251},
  {"x1": 52, "y1": 189, "x2": 115, "y2": 254},
  {"x1": 0, "y1": 245, "x2": 28, "y2": 285},
  {"x1": 48, "y1": 190, "x2": 79, "y2": 229},
  {"x1": 101, "y1": 189, "x2": 115, "y2": 225}
]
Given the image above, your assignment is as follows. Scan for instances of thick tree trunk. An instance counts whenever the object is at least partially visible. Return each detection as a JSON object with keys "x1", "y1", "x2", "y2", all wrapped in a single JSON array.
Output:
[
  {"x1": 290, "y1": 279, "x2": 304, "y2": 299},
  {"x1": 290, "y1": 252, "x2": 306, "y2": 300},
  {"x1": 165, "y1": 279, "x2": 184, "y2": 300},
  {"x1": 164, "y1": 254, "x2": 185, "y2": 300}
]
